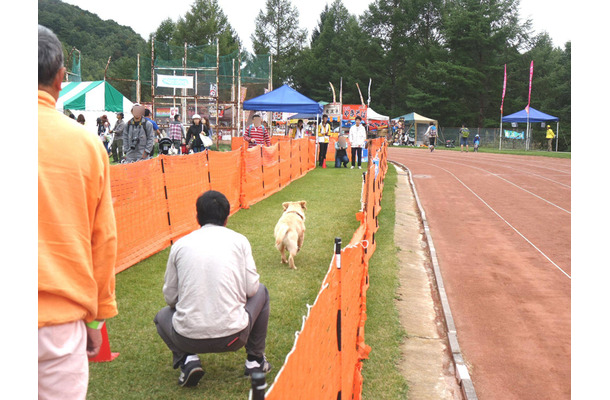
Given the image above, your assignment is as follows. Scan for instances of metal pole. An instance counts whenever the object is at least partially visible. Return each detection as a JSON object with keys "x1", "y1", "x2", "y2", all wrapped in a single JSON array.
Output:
[
  {"x1": 499, "y1": 114, "x2": 503, "y2": 151},
  {"x1": 232, "y1": 58, "x2": 236, "y2": 138},
  {"x1": 268, "y1": 54, "x2": 273, "y2": 132},
  {"x1": 237, "y1": 50, "x2": 242, "y2": 136},
  {"x1": 184, "y1": 42, "x2": 188, "y2": 119},
  {"x1": 216, "y1": 38, "x2": 220, "y2": 149},
  {"x1": 555, "y1": 122, "x2": 559, "y2": 152},
  {"x1": 136, "y1": 54, "x2": 141, "y2": 104},
  {"x1": 151, "y1": 36, "x2": 155, "y2": 114}
]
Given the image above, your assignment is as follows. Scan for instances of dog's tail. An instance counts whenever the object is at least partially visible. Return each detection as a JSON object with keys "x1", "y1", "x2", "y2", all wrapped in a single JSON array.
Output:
[{"x1": 275, "y1": 224, "x2": 290, "y2": 250}]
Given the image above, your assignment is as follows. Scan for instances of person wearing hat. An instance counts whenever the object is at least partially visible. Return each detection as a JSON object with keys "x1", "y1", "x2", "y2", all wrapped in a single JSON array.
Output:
[
  {"x1": 546, "y1": 125, "x2": 555, "y2": 151},
  {"x1": 186, "y1": 114, "x2": 206, "y2": 153},
  {"x1": 123, "y1": 103, "x2": 154, "y2": 163}
]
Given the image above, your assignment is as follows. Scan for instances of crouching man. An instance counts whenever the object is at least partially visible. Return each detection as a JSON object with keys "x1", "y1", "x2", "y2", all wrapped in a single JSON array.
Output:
[{"x1": 154, "y1": 190, "x2": 271, "y2": 387}]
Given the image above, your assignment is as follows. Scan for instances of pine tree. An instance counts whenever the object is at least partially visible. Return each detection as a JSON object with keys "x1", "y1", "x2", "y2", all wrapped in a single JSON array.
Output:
[{"x1": 251, "y1": 0, "x2": 307, "y2": 87}]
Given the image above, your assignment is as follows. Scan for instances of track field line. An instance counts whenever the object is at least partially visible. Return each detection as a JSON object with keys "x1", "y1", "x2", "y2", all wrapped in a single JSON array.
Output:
[
  {"x1": 430, "y1": 162, "x2": 571, "y2": 279},
  {"x1": 428, "y1": 153, "x2": 571, "y2": 189},
  {"x1": 447, "y1": 152, "x2": 571, "y2": 175},
  {"x1": 410, "y1": 156, "x2": 571, "y2": 215}
]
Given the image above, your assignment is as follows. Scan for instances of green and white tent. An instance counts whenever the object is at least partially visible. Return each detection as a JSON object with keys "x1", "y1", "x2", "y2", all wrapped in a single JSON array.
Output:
[
  {"x1": 57, "y1": 80, "x2": 134, "y2": 113},
  {"x1": 57, "y1": 81, "x2": 134, "y2": 135}
]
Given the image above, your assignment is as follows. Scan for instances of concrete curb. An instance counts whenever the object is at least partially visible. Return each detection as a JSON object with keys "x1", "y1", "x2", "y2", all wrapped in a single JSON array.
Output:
[{"x1": 390, "y1": 160, "x2": 479, "y2": 400}]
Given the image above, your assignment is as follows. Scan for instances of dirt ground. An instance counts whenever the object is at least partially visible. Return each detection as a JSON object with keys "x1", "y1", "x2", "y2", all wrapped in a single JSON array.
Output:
[{"x1": 393, "y1": 164, "x2": 463, "y2": 399}]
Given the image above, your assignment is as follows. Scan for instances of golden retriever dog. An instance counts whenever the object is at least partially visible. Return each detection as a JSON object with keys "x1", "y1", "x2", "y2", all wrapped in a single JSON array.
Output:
[{"x1": 274, "y1": 201, "x2": 307, "y2": 270}]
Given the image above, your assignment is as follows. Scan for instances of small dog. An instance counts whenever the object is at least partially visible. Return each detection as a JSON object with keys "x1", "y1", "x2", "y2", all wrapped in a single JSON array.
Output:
[{"x1": 274, "y1": 201, "x2": 307, "y2": 270}]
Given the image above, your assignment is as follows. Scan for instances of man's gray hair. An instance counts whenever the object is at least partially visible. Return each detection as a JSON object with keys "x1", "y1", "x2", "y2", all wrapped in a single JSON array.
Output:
[{"x1": 38, "y1": 25, "x2": 64, "y2": 86}]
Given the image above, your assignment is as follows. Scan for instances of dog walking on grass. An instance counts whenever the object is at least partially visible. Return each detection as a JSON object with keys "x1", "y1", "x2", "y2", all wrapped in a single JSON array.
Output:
[{"x1": 274, "y1": 201, "x2": 307, "y2": 270}]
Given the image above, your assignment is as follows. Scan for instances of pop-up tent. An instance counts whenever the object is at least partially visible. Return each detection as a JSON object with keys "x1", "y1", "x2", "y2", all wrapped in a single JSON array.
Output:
[
  {"x1": 392, "y1": 112, "x2": 438, "y2": 144},
  {"x1": 501, "y1": 107, "x2": 559, "y2": 151},
  {"x1": 57, "y1": 81, "x2": 134, "y2": 135},
  {"x1": 243, "y1": 84, "x2": 324, "y2": 159},
  {"x1": 367, "y1": 107, "x2": 390, "y2": 131},
  {"x1": 243, "y1": 84, "x2": 323, "y2": 114}
]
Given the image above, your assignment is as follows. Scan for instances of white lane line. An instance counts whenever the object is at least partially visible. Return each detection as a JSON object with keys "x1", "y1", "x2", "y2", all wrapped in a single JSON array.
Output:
[
  {"x1": 434, "y1": 163, "x2": 571, "y2": 280},
  {"x1": 413, "y1": 156, "x2": 571, "y2": 215},
  {"x1": 430, "y1": 153, "x2": 571, "y2": 189}
]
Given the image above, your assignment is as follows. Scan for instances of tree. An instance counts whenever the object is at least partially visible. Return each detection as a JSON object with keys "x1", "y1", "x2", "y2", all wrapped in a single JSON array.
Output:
[
  {"x1": 251, "y1": 0, "x2": 307, "y2": 87},
  {"x1": 361, "y1": 0, "x2": 446, "y2": 117},
  {"x1": 438, "y1": 0, "x2": 527, "y2": 126},
  {"x1": 292, "y1": 0, "x2": 379, "y2": 105},
  {"x1": 174, "y1": 0, "x2": 241, "y2": 54}
]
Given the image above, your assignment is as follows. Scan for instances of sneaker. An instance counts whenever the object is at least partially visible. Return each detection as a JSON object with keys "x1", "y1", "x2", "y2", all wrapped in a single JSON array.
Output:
[
  {"x1": 358, "y1": 166, "x2": 362, "y2": 169},
  {"x1": 244, "y1": 356, "x2": 272, "y2": 377},
  {"x1": 351, "y1": 166, "x2": 354, "y2": 169},
  {"x1": 178, "y1": 360, "x2": 205, "y2": 387}
]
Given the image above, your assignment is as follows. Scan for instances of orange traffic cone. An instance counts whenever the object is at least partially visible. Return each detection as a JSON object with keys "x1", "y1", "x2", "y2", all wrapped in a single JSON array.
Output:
[
  {"x1": 322, "y1": 159, "x2": 327, "y2": 168},
  {"x1": 88, "y1": 324, "x2": 119, "y2": 363}
]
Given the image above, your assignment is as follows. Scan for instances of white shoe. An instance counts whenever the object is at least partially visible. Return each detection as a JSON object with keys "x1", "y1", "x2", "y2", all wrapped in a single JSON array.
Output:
[
  {"x1": 351, "y1": 166, "x2": 354, "y2": 169},
  {"x1": 358, "y1": 166, "x2": 362, "y2": 169}
]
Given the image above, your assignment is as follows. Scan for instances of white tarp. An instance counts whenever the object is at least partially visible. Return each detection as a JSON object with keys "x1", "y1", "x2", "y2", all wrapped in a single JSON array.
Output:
[{"x1": 367, "y1": 107, "x2": 390, "y2": 121}]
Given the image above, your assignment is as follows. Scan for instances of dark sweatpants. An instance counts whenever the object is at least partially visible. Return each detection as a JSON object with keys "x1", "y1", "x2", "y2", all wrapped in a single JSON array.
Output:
[{"x1": 154, "y1": 284, "x2": 270, "y2": 369}]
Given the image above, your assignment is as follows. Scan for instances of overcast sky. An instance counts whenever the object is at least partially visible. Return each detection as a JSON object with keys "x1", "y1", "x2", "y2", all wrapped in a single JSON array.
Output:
[{"x1": 59, "y1": 0, "x2": 572, "y2": 52}]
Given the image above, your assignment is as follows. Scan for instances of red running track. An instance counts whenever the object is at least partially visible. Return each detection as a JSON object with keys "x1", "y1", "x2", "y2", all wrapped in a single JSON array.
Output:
[{"x1": 388, "y1": 148, "x2": 571, "y2": 400}]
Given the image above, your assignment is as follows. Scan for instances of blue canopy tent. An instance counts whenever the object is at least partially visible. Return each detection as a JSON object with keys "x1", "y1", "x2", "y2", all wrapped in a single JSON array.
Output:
[
  {"x1": 243, "y1": 84, "x2": 323, "y2": 114},
  {"x1": 501, "y1": 107, "x2": 559, "y2": 151},
  {"x1": 242, "y1": 84, "x2": 323, "y2": 160}
]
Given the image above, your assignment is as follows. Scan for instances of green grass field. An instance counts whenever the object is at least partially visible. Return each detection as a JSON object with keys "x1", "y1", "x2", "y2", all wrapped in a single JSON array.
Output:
[{"x1": 87, "y1": 163, "x2": 407, "y2": 399}]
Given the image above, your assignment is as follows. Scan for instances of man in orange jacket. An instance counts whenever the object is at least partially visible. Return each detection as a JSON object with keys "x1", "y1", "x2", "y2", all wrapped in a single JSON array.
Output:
[{"x1": 38, "y1": 25, "x2": 118, "y2": 399}]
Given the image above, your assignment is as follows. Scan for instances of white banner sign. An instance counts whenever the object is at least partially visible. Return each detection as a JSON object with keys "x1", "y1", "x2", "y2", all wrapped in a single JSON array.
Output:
[{"x1": 157, "y1": 74, "x2": 194, "y2": 89}]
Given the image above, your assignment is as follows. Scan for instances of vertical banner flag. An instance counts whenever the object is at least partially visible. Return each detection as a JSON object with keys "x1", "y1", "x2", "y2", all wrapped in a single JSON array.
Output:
[
  {"x1": 329, "y1": 82, "x2": 336, "y2": 104},
  {"x1": 501, "y1": 64, "x2": 507, "y2": 113},
  {"x1": 356, "y1": 82, "x2": 365, "y2": 106},
  {"x1": 339, "y1": 77, "x2": 343, "y2": 105},
  {"x1": 526, "y1": 60, "x2": 533, "y2": 113},
  {"x1": 367, "y1": 78, "x2": 372, "y2": 106}
]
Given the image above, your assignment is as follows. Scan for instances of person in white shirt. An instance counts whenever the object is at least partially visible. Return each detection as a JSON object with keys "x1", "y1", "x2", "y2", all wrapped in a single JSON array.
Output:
[
  {"x1": 154, "y1": 190, "x2": 271, "y2": 387},
  {"x1": 348, "y1": 116, "x2": 367, "y2": 169},
  {"x1": 294, "y1": 119, "x2": 306, "y2": 139}
]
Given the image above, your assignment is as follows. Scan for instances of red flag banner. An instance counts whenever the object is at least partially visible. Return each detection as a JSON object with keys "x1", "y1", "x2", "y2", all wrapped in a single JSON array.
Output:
[
  {"x1": 501, "y1": 64, "x2": 507, "y2": 113},
  {"x1": 526, "y1": 60, "x2": 533, "y2": 113}
]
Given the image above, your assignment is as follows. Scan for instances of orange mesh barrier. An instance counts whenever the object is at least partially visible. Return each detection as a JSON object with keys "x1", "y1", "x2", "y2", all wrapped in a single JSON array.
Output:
[
  {"x1": 110, "y1": 158, "x2": 172, "y2": 273},
  {"x1": 241, "y1": 146, "x2": 265, "y2": 208},
  {"x1": 262, "y1": 144, "x2": 280, "y2": 198},
  {"x1": 161, "y1": 152, "x2": 210, "y2": 244},
  {"x1": 111, "y1": 138, "x2": 316, "y2": 272},
  {"x1": 277, "y1": 140, "x2": 292, "y2": 188},
  {"x1": 109, "y1": 137, "x2": 388, "y2": 397},
  {"x1": 266, "y1": 139, "x2": 388, "y2": 399}
]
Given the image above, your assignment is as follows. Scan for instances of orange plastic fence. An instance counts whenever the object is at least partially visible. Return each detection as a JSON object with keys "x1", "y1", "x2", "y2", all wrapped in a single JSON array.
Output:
[
  {"x1": 266, "y1": 139, "x2": 388, "y2": 400},
  {"x1": 110, "y1": 138, "x2": 316, "y2": 273}
]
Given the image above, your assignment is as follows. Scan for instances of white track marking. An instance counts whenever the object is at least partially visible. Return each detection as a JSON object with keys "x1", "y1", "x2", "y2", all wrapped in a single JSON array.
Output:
[
  {"x1": 418, "y1": 158, "x2": 571, "y2": 215},
  {"x1": 451, "y1": 152, "x2": 572, "y2": 175},
  {"x1": 432, "y1": 163, "x2": 571, "y2": 279},
  {"x1": 437, "y1": 153, "x2": 571, "y2": 189},
  {"x1": 410, "y1": 151, "x2": 571, "y2": 188},
  {"x1": 403, "y1": 151, "x2": 570, "y2": 213}
]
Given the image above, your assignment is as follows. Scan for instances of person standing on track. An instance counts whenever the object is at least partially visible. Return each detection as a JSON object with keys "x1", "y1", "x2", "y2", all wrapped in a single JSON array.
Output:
[
  {"x1": 546, "y1": 125, "x2": 555, "y2": 151},
  {"x1": 459, "y1": 123, "x2": 470, "y2": 152},
  {"x1": 425, "y1": 122, "x2": 437, "y2": 152}
]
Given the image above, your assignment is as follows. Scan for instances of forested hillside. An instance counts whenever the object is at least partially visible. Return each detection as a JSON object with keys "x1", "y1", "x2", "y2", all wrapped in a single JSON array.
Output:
[{"x1": 38, "y1": 0, "x2": 147, "y2": 98}]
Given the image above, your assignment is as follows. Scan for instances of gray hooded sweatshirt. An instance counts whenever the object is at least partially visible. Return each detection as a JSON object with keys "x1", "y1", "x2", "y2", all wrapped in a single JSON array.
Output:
[{"x1": 123, "y1": 118, "x2": 154, "y2": 162}]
